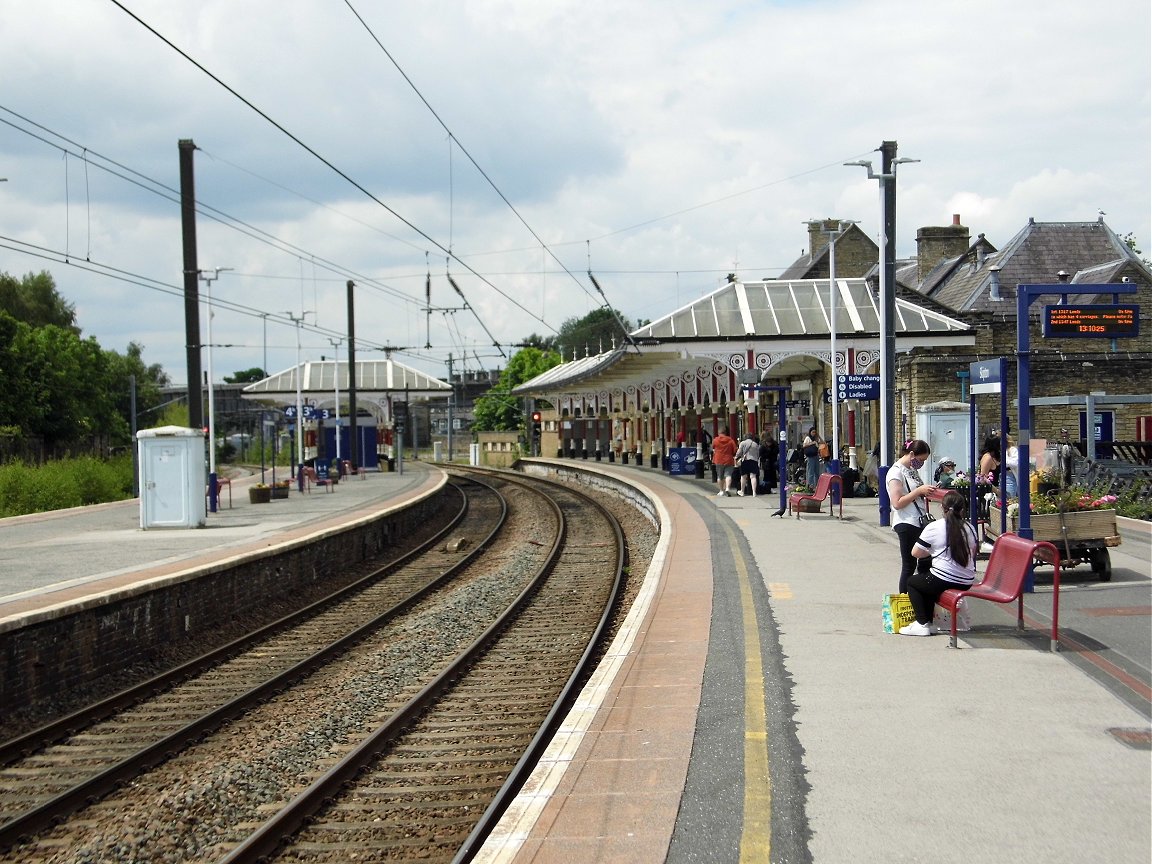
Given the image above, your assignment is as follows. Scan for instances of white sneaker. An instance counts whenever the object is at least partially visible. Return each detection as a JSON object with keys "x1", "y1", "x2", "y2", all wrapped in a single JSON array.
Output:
[
  {"x1": 737, "y1": 490, "x2": 745, "y2": 496},
  {"x1": 899, "y1": 621, "x2": 933, "y2": 637}
]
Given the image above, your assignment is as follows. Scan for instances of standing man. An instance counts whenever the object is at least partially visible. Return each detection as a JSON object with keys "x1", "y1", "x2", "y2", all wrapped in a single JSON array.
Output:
[{"x1": 711, "y1": 425, "x2": 738, "y2": 497}]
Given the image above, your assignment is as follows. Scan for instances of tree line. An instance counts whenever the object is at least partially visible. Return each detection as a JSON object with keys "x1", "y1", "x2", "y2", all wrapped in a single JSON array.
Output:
[
  {"x1": 0, "y1": 270, "x2": 169, "y2": 462},
  {"x1": 471, "y1": 307, "x2": 644, "y2": 431}
]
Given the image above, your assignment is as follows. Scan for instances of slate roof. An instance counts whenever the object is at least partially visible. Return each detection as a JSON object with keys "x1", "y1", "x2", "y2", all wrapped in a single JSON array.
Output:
[
  {"x1": 778, "y1": 223, "x2": 876, "y2": 281},
  {"x1": 915, "y1": 218, "x2": 1150, "y2": 313}
]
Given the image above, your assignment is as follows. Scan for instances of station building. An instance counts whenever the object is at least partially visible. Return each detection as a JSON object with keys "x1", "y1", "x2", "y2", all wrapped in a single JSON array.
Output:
[{"x1": 513, "y1": 216, "x2": 1152, "y2": 478}]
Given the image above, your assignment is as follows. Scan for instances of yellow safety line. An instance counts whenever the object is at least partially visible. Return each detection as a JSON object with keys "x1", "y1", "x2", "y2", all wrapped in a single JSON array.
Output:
[{"x1": 722, "y1": 519, "x2": 772, "y2": 862}]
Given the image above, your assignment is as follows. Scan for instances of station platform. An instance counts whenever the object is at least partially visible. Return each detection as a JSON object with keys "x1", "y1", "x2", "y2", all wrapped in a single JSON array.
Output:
[
  {"x1": 479, "y1": 460, "x2": 1152, "y2": 864},
  {"x1": 0, "y1": 464, "x2": 441, "y2": 629},
  {"x1": 1, "y1": 459, "x2": 1149, "y2": 863}
]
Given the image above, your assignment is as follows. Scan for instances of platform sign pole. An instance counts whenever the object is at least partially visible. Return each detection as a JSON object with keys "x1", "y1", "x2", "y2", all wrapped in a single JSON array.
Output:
[{"x1": 1016, "y1": 282, "x2": 1137, "y2": 590}]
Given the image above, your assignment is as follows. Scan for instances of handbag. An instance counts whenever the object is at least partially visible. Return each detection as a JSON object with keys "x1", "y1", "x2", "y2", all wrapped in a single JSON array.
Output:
[
  {"x1": 904, "y1": 469, "x2": 934, "y2": 527},
  {"x1": 818, "y1": 442, "x2": 830, "y2": 459},
  {"x1": 883, "y1": 593, "x2": 916, "y2": 634}
]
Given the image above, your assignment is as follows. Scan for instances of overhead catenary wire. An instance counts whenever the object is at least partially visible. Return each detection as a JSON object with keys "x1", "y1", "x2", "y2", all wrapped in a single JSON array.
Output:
[
  {"x1": 341, "y1": 0, "x2": 601, "y2": 311},
  {"x1": 0, "y1": 106, "x2": 424, "y2": 310},
  {"x1": 108, "y1": 0, "x2": 551, "y2": 354}
]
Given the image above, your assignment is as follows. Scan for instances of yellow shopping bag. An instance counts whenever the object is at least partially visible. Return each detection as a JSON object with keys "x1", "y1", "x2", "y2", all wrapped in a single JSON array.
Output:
[{"x1": 882, "y1": 593, "x2": 916, "y2": 634}]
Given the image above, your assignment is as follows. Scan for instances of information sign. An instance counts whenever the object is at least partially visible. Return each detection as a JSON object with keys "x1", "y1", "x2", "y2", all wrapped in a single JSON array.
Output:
[
  {"x1": 836, "y1": 374, "x2": 880, "y2": 401},
  {"x1": 1043, "y1": 304, "x2": 1139, "y2": 339},
  {"x1": 968, "y1": 360, "x2": 1002, "y2": 395}
]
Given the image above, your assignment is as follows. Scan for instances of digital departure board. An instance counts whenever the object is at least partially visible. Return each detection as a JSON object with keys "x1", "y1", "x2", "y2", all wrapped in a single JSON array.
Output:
[{"x1": 1042, "y1": 304, "x2": 1139, "y2": 339}]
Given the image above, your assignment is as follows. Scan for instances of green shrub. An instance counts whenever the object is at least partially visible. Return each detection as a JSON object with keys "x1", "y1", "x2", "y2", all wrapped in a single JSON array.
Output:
[
  {"x1": 1115, "y1": 487, "x2": 1152, "y2": 522},
  {"x1": 0, "y1": 455, "x2": 134, "y2": 517}
]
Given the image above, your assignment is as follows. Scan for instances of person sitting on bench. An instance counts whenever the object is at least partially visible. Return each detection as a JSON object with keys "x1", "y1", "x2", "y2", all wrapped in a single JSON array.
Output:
[{"x1": 901, "y1": 490, "x2": 979, "y2": 636}]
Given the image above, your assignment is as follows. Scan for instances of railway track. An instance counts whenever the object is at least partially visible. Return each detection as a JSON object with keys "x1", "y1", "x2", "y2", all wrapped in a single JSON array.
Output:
[{"x1": 0, "y1": 468, "x2": 634, "y2": 863}]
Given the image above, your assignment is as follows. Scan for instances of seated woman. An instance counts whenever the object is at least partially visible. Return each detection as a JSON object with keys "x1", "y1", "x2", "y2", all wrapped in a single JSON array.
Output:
[
  {"x1": 934, "y1": 458, "x2": 958, "y2": 487},
  {"x1": 900, "y1": 490, "x2": 979, "y2": 636}
]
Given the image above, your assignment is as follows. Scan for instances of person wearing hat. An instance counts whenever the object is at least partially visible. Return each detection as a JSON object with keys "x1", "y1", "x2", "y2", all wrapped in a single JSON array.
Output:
[{"x1": 934, "y1": 457, "x2": 958, "y2": 488}]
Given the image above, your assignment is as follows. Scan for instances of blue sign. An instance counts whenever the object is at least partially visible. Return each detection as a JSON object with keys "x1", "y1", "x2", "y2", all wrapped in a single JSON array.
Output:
[
  {"x1": 283, "y1": 405, "x2": 321, "y2": 420},
  {"x1": 667, "y1": 447, "x2": 697, "y2": 476},
  {"x1": 836, "y1": 374, "x2": 880, "y2": 400},
  {"x1": 968, "y1": 360, "x2": 1002, "y2": 395}
]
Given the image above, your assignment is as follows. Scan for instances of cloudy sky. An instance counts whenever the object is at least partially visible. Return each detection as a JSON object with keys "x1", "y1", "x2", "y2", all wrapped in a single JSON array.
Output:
[{"x1": 2, "y1": 0, "x2": 1149, "y2": 388}]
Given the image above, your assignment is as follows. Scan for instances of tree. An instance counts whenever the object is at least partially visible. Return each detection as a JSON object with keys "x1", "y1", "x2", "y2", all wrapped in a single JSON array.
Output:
[
  {"x1": 106, "y1": 342, "x2": 172, "y2": 437},
  {"x1": 1120, "y1": 232, "x2": 1151, "y2": 268},
  {"x1": 225, "y1": 367, "x2": 267, "y2": 384},
  {"x1": 0, "y1": 271, "x2": 79, "y2": 332},
  {"x1": 471, "y1": 346, "x2": 561, "y2": 431},
  {"x1": 555, "y1": 307, "x2": 632, "y2": 359}
]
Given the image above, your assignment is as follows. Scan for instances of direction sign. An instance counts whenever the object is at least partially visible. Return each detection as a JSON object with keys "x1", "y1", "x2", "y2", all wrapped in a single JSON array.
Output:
[{"x1": 836, "y1": 374, "x2": 880, "y2": 400}]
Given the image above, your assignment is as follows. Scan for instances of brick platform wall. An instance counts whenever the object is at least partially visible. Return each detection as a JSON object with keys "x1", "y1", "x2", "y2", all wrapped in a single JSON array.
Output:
[{"x1": 1, "y1": 493, "x2": 447, "y2": 720}]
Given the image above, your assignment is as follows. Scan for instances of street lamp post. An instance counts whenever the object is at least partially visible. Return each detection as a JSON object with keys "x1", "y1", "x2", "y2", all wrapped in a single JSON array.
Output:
[
  {"x1": 327, "y1": 337, "x2": 342, "y2": 463},
  {"x1": 821, "y1": 219, "x2": 856, "y2": 499},
  {"x1": 845, "y1": 142, "x2": 918, "y2": 526},
  {"x1": 285, "y1": 310, "x2": 313, "y2": 480},
  {"x1": 199, "y1": 267, "x2": 232, "y2": 513}
]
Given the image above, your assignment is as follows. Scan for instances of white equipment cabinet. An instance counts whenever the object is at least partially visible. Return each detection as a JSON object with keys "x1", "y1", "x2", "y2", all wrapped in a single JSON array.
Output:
[{"x1": 137, "y1": 426, "x2": 207, "y2": 529}]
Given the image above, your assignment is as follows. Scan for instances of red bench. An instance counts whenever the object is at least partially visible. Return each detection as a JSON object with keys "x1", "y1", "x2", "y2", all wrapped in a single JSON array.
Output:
[
  {"x1": 937, "y1": 533, "x2": 1061, "y2": 651},
  {"x1": 788, "y1": 473, "x2": 843, "y2": 519}
]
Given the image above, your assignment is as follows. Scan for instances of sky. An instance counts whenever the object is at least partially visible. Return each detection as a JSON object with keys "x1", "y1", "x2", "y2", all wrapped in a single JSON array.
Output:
[{"x1": 2, "y1": 0, "x2": 1149, "y2": 389}]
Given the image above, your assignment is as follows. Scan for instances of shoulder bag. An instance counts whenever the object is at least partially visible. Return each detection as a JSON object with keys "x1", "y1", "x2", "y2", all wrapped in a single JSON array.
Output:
[{"x1": 904, "y1": 470, "x2": 935, "y2": 527}]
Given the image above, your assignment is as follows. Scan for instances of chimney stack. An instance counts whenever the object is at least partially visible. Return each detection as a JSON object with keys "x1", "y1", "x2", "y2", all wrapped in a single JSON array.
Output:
[
  {"x1": 806, "y1": 218, "x2": 842, "y2": 259},
  {"x1": 916, "y1": 215, "x2": 971, "y2": 283}
]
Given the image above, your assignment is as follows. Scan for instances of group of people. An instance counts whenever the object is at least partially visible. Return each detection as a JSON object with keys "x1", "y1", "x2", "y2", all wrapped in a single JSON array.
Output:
[
  {"x1": 886, "y1": 438, "x2": 979, "y2": 637},
  {"x1": 707, "y1": 426, "x2": 781, "y2": 498},
  {"x1": 710, "y1": 425, "x2": 997, "y2": 638}
]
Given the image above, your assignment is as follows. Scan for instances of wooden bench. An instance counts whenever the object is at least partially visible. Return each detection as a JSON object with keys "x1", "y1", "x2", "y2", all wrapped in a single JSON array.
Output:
[
  {"x1": 788, "y1": 473, "x2": 843, "y2": 519},
  {"x1": 937, "y1": 533, "x2": 1061, "y2": 651}
]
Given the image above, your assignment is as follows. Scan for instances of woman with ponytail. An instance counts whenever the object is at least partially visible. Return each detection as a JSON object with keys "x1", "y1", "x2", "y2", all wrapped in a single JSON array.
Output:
[{"x1": 900, "y1": 490, "x2": 979, "y2": 636}]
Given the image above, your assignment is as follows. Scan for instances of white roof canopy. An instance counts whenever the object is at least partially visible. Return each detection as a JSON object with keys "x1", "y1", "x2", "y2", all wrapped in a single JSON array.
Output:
[{"x1": 241, "y1": 358, "x2": 451, "y2": 405}]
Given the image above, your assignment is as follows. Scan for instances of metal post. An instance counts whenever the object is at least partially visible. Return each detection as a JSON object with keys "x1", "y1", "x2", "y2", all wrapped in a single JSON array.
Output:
[
  {"x1": 285, "y1": 310, "x2": 312, "y2": 477},
  {"x1": 179, "y1": 139, "x2": 203, "y2": 431},
  {"x1": 328, "y1": 338, "x2": 342, "y2": 463},
  {"x1": 346, "y1": 281, "x2": 358, "y2": 472}
]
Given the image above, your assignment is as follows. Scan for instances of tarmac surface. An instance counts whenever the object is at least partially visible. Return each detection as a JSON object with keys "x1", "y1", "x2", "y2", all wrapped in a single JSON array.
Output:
[{"x1": 1, "y1": 459, "x2": 1150, "y2": 863}]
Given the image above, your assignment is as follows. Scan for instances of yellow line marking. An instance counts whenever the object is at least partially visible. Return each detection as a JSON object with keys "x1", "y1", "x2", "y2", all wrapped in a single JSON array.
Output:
[{"x1": 722, "y1": 519, "x2": 772, "y2": 862}]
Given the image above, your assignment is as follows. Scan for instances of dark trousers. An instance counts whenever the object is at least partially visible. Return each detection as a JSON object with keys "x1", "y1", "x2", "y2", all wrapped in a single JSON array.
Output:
[
  {"x1": 894, "y1": 523, "x2": 930, "y2": 594},
  {"x1": 907, "y1": 570, "x2": 968, "y2": 625}
]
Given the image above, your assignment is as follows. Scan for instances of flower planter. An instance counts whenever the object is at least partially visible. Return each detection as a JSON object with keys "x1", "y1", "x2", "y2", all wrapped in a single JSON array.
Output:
[
  {"x1": 794, "y1": 499, "x2": 823, "y2": 514},
  {"x1": 271, "y1": 485, "x2": 291, "y2": 500},
  {"x1": 248, "y1": 486, "x2": 272, "y2": 504},
  {"x1": 987, "y1": 506, "x2": 1118, "y2": 543}
]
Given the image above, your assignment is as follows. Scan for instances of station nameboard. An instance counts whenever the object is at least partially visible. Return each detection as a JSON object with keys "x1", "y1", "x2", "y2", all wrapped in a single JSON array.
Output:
[{"x1": 1043, "y1": 304, "x2": 1139, "y2": 339}]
